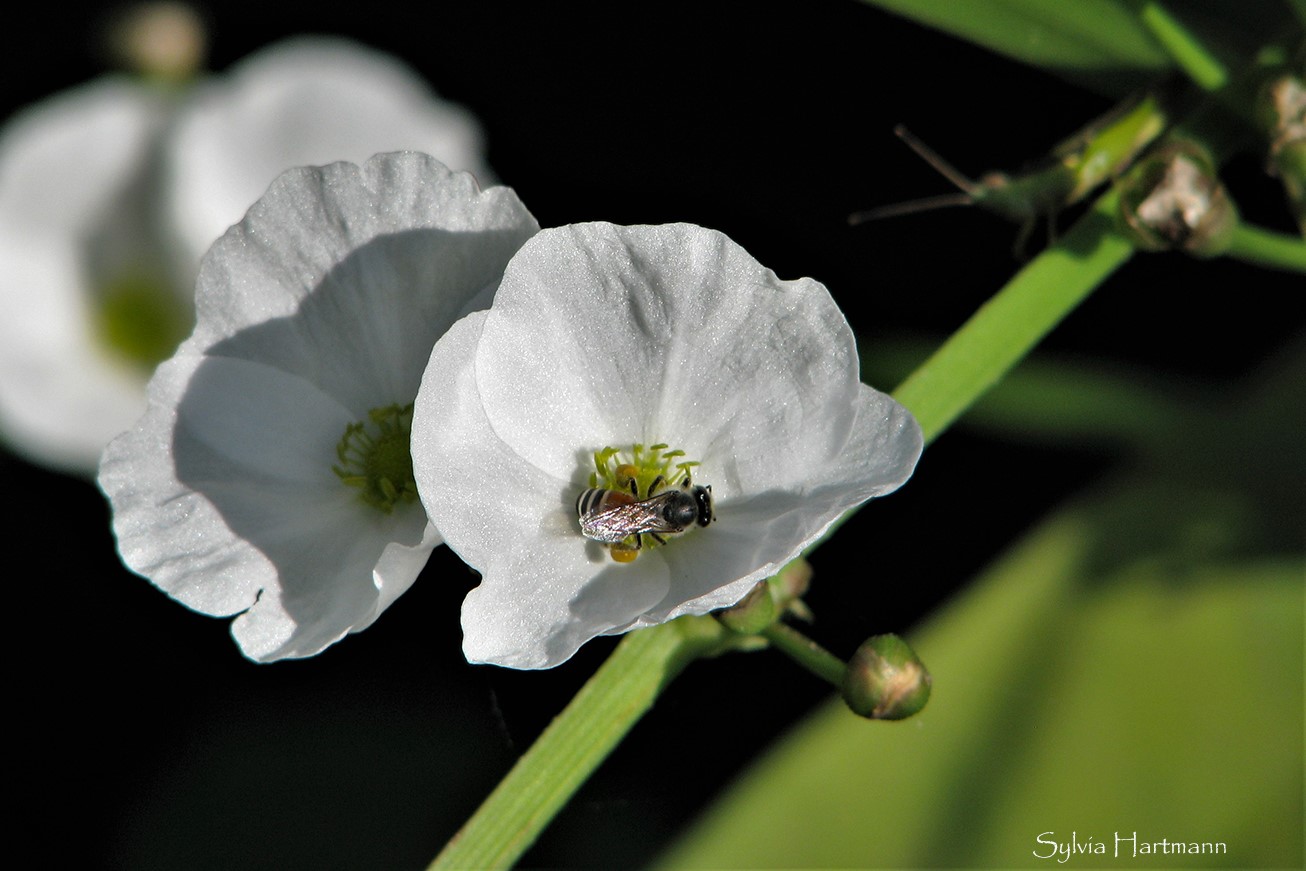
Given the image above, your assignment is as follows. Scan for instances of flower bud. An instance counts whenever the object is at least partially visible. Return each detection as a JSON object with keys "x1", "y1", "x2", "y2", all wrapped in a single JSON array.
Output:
[
  {"x1": 1255, "y1": 73, "x2": 1306, "y2": 236},
  {"x1": 1117, "y1": 139, "x2": 1238, "y2": 257},
  {"x1": 716, "y1": 580, "x2": 778, "y2": 635},
  {"x1": 107, "y1": 2, "x2": 207, "y2": 83},
  {"x1": 842, "y1": 634, "x2": 932, "y2": 720},
  {"x1": 769, "y1": 557, "x2": 813, "y2": 618}
]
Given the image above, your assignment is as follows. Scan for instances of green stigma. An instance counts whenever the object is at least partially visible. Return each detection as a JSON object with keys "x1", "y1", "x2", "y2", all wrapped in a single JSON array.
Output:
[
  {"x1": 92, "y1": 269, "x2": 191, "y2": 371},
  {"x1": 333, "y1": 403, "x2": 418, "y2": 514}
]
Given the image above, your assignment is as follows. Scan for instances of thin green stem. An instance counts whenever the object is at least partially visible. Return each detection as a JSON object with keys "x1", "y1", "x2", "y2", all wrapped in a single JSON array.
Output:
[
  {"x1": 429, "y1": 617, "x2": 729, "y2": 871},
  {"x1": 761, "y1": 622, "x2": 848, "y2": 687},
  {"x1": 1225, "y1": 221, "x2": 1306, "y2": 272},
  {"x1": 893, "y1": 189, "x2": 1135, "y2": 446},
  {"x1": 1135, "y1": 1, "x2": 1229, "y2": 91}
]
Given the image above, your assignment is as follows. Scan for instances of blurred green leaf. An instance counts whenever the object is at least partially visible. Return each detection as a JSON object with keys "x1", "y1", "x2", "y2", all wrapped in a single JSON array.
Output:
[
  {"x1": 659, "y1": 340, "x2": 1305, "y2": 869},
  {"x1": 864, "y1": 0, "x2": 1167, "y2": 83},
  {"x1": 659, "y1": 508, "x2": 1303, "y2": 868},
  {"x1": 861, "y1": 0, "x2": 1298, "y2": 95}
]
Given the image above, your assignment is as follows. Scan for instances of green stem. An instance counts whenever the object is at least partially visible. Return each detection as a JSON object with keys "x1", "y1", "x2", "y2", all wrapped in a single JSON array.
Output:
[
  {"x1": 1225, "y1": 221, "x2": 1306, "y2": 272},
  {"x1": 1135, "y1": 1, "x2": 1229, "y2": 90},
  {"x1": 428, "y1": 617, "x2": 728, "y2": 871},
  {"x1": 893, "y1": 189, "x2": 1135, "y2": 445},
  {"x1": 761, "y1": 622, "x2": 848, "y2": 687}
]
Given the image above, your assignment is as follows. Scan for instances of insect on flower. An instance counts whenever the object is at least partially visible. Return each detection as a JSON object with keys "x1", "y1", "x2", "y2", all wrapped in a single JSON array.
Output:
[{"x1": 576, "y1": 463, "x2": 714, "y2": 562}]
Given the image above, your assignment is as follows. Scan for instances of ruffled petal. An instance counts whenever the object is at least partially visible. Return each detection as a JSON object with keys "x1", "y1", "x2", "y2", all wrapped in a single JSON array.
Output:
[
  {"x1": 187, "y1": 153, "x2": 535, "y2": 414},
  {"x1": 471, "y1": 223, "x2": 861, "y2": 492},
  {"x1": 413, "y1": 312, "x2": 670, "y2": 668},
  {"x1": 101, "y1": 351, "x2": 434, "y2": 660},
  {"x1": 165, "y1": 38, "x2": 491, "y2": 266}
]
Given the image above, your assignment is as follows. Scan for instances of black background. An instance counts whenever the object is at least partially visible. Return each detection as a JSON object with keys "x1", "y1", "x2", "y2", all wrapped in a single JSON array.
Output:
[{"x1": 4, "y1": 2, "x2": 1302, "y2": 868}]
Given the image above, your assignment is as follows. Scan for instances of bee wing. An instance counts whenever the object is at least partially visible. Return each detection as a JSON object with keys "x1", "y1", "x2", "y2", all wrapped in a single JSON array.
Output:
[{"x1": 581, "y1": 493, "x2": 683, "y2": 542}]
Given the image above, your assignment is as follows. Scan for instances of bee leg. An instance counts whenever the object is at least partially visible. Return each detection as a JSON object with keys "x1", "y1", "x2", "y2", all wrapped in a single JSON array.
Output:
[
  {"x1": 648, "y1": 474, "x2": 665, "y2": 496},
  {"x1": 649, "y1": 532, "x2": 668, "y2": 545}
]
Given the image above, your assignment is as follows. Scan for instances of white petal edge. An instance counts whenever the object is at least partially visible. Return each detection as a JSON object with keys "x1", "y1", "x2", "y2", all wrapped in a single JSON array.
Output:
[
  {"x1": 186, "y1": 152, "x2": 537, "y2": 415},
  {"x1": 639, "y1": 383, "x2": 923, "y2": 625},
  {"x1": 100, "y1": 351, "x2": 435, "y2": 661},
  {"x1": 165, "y1": 37, "x2": 492, "y2": 267}
]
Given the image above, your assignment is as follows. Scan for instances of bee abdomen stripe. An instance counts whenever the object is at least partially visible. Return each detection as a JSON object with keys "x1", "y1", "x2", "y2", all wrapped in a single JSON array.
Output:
[{"x1": 576, "y1": 488, "x2": 607, "y2": 517}]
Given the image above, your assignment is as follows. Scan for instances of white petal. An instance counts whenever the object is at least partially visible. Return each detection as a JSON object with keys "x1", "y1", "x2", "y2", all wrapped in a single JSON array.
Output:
[
  {"x1": 100, "y1": 352, "x2": 433, "y2": 660},
  {"x1": 166, "y1": 38, "x2": 492, "y2": 265},
  {"x1": 413, "y1": 313, "x2": 669, "y2": 668},
  {"x1": 471, "y1": 223, "x2": 861, "y2": 491},
  {"x1": 648, "y1": 385, "x2": 923, "y2": 623},
  {"x1": 368, "y1": 521, "x2": 443, "y2": 623},
  {"x1": 0, "y1": 79, "x2": 171, "y2": 473},
  {"x1": 0, "y1": 77, "x2": 168, "y2": 236},
  {"x1": 187, "y1": 152, "x2": 536, "y2": 415}
]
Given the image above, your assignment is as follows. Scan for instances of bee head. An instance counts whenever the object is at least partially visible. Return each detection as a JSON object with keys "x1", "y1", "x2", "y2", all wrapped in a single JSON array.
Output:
[
  {"x1": 692, "y1": 484, "x2": 714, "y2": 527},
  {"x1": 663, "y1": 491, "x2": 700, "y2": 529}
]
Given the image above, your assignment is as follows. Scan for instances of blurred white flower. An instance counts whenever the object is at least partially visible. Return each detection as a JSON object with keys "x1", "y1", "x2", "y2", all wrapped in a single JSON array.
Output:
[
  {"x1": 0, "y1": 37, "x2": 491, "y2": 474},
  {"x1": 99, "y1": 153, "x2": 537, "y2": 660},
  {"x1": 411, "y1": 223, "x2": 923, "y2": 669}
]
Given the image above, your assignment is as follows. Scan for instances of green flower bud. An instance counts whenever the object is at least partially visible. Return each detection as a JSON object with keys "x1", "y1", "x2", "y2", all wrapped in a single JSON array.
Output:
[
  {"x1": 1117, "y1": 139, "x2": 1238, "y2": 257},
  {"x1": 842, "y1": 634, "x2": 932, "y2": 720},
  {"x1": 768, "y1": 557, "x2": 813, "y2": 618},
  {"x1": 716, "y1": 580, "x2": 778, "y2": 635}
]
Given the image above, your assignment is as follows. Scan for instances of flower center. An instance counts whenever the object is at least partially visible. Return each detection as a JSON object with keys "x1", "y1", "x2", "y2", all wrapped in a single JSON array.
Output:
[
  {"x1": 578, "y1": 443, "x2": 714, "y2": 563},
  {"x1": 93, "y1": 269, "x2": 190, "y2": 371},
  {"x1": 333, "y1": 403, "x2": 418, "y2": 513}
]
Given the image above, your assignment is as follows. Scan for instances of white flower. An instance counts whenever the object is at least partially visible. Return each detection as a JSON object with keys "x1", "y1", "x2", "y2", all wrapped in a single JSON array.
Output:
[
  {"x1": 411, "y1": 222, "x2": 923, "y2": 669},
  {"x1": 98, "y1": 153, "x2": 537, "y2": 661},
  {"x1": 0, "y1": 79, "x2": 177, "y2": 472},
  {"x1": 0, "y1": 38, "x2": 490, "y2": 474}
]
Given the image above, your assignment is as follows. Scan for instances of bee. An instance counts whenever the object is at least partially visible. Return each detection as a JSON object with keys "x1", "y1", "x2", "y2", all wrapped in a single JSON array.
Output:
[{"x1": 576, "y1": 471, "x2": 714, "y2": 562}]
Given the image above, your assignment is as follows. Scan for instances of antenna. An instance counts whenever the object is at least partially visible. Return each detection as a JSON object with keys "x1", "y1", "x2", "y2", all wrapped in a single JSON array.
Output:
[
  {"x1": 848, "y1": 126, "x2": 982, "y2": 226},
  {"x1": 891, "y1": 124, "x2": 980, "y2": 195}
]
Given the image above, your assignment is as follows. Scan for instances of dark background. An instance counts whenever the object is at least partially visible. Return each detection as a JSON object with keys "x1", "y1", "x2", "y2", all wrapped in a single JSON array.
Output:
[{"x1": 4, "y1": 2, "x2": 1302, "y2": 868}]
